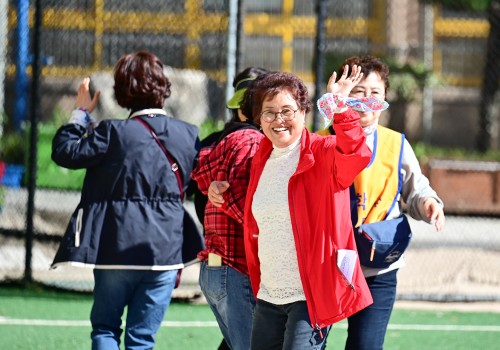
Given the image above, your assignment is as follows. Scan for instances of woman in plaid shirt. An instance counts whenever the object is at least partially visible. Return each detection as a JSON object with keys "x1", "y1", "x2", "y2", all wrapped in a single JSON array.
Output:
[{"x1": 191, "y1": 67, "x2": 267, "y2": 350}]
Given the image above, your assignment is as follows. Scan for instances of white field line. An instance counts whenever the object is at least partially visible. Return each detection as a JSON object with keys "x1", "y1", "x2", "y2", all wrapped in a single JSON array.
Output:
[
  {"x1": 386, "y1": 324, "x2": 500, "y2": 332},
  {"x1": 0, "y1": 317, "x2": 499, "y2": 332},
  {"x1": 0, "y1": 317, "x2": 218, "y2": 328}
]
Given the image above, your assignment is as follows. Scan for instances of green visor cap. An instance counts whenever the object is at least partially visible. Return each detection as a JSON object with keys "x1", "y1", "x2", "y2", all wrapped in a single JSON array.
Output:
[{"x1": 226, "y1": 77, "x2": 255, "y2": 109}]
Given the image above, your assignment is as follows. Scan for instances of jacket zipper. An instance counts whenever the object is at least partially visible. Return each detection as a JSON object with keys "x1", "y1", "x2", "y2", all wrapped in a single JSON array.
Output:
[
  {"x1": 75, "y1": 208, "x2": 83, "y2": 247},
  {"x1": 360, "y1": 228, "x2": 376, "y2": 262},
  {"x1": 288, "y1": 177, "x2": 323, "y2": 337}
]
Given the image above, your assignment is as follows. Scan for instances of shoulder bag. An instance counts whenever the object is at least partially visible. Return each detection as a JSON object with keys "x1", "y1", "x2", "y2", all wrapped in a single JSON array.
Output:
[
  {"x1": 136, "y1": 117, "x2": 205, "y2": 285},
  {"x1": 356, "y1": 215, "x2": 412, "y2": 268}
]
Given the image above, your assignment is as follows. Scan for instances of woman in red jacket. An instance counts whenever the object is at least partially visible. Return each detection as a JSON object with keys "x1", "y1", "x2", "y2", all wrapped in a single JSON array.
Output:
[{"x1": 209, "y1": 67, "x2": 373, "y2": 349}]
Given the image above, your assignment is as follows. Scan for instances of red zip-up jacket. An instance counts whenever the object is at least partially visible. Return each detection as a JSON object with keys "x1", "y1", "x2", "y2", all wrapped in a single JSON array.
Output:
[{"x1": 243, "y1": 110, "x2": 373, "y2": 329}]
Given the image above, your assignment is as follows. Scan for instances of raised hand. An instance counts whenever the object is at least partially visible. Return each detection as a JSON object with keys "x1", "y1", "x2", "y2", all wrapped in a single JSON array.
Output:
[
  {"x1": 75, "y1": 77, "x2": 100, "y2": 113},
  {"x1": 327, "y1": 64, "x2": 363, "y2": 97}
]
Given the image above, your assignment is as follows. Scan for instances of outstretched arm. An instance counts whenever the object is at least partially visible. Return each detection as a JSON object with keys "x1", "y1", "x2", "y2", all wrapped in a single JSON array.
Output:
[{"x1": 322, "y1": 65, "x2": 371, "y2": 188}]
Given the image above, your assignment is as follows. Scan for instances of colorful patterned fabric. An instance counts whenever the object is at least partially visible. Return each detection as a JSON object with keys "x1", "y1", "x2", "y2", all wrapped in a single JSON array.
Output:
[{"x1": 317, "y1": 93, "x2": 389, "y2": 127}]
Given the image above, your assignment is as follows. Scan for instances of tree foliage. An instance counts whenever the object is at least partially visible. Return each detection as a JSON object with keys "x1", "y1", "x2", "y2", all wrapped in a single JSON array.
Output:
[{"x1": 420, "y1": 0, "x2": 490, "y2": 12}]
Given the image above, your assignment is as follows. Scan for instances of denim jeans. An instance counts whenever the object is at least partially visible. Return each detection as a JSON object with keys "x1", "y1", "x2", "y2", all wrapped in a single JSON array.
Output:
[
  {"x1": 251, "y1": 299, "x2": 330, "y2": 350},
  {"x1": 199, "y1": 261, "x2": 256, "y2": 350},
  {"x1": 345, "y1": 269, "x2": 398, "y2": 350},
  {"x1": 90, "y1": 269, "x2": 178, "y2": 350}
]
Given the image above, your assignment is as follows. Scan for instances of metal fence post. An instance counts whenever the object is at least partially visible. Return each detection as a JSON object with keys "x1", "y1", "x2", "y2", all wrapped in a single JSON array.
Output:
[
  {"x1": 225, "y1": 0, "x2": 240, "y2": 122},
  {"x1": 0, "y1": 0, "x2": 7, "y2": 133},
  {"x1": 14, "y1": 0, "x2": 29, "y2": 132},
  {"x1": 422, "y1": 3, "x2": 434, "y2": 144},
  {"x1": 478, "y1": 0, "x2": 500, "y2": 152},
  {"x1": 312, "y1": 0, "x2": 327, "y2": 132},
  {"x1": 24, "y1": 0, "x2": 42, "y2": 285}
]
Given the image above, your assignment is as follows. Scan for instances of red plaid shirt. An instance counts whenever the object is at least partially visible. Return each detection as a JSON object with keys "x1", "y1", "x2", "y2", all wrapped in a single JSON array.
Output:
[{"x1": 191, "y1": 128, "x2": 264, "y2": 275}]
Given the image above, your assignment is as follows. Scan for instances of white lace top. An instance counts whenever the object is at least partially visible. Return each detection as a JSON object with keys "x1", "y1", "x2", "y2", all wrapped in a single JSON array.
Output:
[{"x1": 251, "y1": 137, "x2": 305, "y2": 304}]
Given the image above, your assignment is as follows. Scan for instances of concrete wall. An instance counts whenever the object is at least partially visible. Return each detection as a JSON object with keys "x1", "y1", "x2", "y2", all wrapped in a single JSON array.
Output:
[{"x1": 3, "y1": 68, "x2": 226, "y2": 128}]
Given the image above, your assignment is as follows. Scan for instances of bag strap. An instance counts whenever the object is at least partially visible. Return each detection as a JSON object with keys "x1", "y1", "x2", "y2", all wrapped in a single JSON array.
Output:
[{"x1": 134, "y1": 117, "x2": 184, "y2": 199}]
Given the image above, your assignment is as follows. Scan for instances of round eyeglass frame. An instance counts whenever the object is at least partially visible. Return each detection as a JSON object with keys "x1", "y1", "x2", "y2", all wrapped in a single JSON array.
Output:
[{"x1": 260, "y1": 108, "x2": 299, "y2": 123}]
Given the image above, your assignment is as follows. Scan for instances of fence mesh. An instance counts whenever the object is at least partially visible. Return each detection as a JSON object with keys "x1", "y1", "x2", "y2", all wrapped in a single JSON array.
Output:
[{"x1": 0, "y1": 0, "x2": 499, "y2": 301}]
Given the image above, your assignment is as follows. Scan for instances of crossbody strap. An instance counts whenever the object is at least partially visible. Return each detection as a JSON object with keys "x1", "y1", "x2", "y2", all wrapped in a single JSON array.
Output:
[{"x1": 135, "y1": 117, "x2": 184, "y2": 199}]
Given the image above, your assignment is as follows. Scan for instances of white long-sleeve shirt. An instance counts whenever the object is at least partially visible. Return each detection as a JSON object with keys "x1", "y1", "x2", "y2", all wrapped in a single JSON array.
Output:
[
  {"x1": 251, "y1": 137, "x2": 306, "y2": 304},
  {"x1": 361, "y1": 122, "x2": 444, "y2": 277}
]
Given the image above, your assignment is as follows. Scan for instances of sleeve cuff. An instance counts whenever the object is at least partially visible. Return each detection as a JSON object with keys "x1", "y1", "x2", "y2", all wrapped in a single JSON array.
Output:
[
  {"x1": 68, "y1": 108, "x2": 98, "y2": 134},
  {"x1": 317, "y1": 93, "x2": 349, "y2": 127},
  {"x1": 68, "y1": 109, "x2": 91, "y2": 128}
]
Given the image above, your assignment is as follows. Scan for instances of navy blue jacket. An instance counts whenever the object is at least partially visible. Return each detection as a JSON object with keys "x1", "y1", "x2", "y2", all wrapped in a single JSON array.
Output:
[{"x1": 51, "y1": 113, "x2": 200, "y2": 269}]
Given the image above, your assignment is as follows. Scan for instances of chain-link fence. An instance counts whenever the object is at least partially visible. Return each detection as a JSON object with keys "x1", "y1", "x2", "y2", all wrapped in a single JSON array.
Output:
[{"x1": 1, "y1": 0, "x2": 499, "y2": 301}]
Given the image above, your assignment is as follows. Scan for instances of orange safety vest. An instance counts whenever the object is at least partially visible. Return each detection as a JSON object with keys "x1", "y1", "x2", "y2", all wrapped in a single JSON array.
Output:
[{"x1": 353, "y1": 125, "x2": 405, "y2": 226}]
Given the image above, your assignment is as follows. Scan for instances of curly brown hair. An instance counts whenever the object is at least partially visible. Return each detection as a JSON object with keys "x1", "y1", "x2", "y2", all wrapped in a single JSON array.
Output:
[
  {"x1": 241, "y1": 71, "x2": 312, "y2": 125},
  {"x1": 113, "y1": 51, "x2": 171, "y2": 111},
  {"x1": 340, "y1": 55, "x2": 390, "y2": 93}
]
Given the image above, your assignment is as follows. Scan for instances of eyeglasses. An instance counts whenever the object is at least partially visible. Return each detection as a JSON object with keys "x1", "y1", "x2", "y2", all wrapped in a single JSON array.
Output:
[{"x1": 260, "y1": 108, "x2": 299, "y2": 123}]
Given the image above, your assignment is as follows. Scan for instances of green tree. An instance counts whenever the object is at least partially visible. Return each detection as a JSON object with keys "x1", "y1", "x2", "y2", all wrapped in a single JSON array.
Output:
[{"x1": 420, "y1": 0, "x2": 490, "y2": 12}]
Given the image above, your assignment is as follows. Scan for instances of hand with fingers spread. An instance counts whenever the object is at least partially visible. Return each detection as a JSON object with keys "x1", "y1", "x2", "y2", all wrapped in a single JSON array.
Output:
[
  {"x1": 327, "y1": 64, "x2": 363, "y2": 97},
  {"x1": 317, "y1": 65, "x2": 365, "y2": 123}
]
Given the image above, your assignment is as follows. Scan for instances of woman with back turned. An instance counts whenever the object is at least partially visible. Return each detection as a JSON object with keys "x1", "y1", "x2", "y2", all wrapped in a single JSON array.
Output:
[{"x1": 51, "y1": 51, "x2": 200, "y2": 349}]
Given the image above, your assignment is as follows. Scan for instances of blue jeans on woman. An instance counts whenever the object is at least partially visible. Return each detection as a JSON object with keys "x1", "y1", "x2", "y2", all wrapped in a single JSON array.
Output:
[
  {"x1": 345, "y1": 269, "x2": 398, "y2": 350},
  {"x1": 251, "y1": 299, "x2": 330, "y2": 350},
  {"x1": 90, "y1": 269, "x2": 178, "y2": 350},
  {"x1": 199, "y1": 261, "x2": 256, "y2": 350}
]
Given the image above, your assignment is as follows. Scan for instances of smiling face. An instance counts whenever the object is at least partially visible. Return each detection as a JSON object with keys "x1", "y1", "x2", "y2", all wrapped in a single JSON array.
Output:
[
  {"x1": 349, "y1": 71, "x2": 386, "y2": 127},
  {"x1": 260, "y1": 91, "x2": 306, "y2": 148}
]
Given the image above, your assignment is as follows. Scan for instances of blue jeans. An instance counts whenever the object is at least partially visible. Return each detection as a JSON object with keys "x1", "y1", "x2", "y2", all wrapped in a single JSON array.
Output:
[
  {"x1": 345, "y1": 269, "x2": 398, "y2": 350},
  {"x1": 90, "y1": 269, "x2": 178, "y2": 350},
  {"x1": 199, "y1": 261, "x2": 255, "y2": 350},
  {"x1": 251, "y1": 299, "x2": 330, "y2": 350}
]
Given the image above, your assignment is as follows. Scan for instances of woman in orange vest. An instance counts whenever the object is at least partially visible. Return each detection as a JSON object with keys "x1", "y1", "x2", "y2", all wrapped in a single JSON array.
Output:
[{"x1": 317, "y1": 55, "x2": 445, "y2": 350}]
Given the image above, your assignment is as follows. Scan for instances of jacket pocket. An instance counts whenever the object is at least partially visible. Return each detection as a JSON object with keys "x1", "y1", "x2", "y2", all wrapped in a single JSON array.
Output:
[
  {"x1": 199, "y1": 261, "x2": 228, "y2": 302},
  {"x1": 336, "y1": 249, "x2": 357, "y2": 291}
]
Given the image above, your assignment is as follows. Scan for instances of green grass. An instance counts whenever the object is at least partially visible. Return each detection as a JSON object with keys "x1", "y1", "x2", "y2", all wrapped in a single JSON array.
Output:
[
  {"x1": 327, "y1": 308, "x2": 500, "y2": 350},
  {"x1": 35, "y1": 124, "x2": 86, "y2": 190},
  {"x1": 0, "y1": 284, "x2": 223, "y2": 349},
  {"x1": 413, "y1": 141, "x2": 500, "y2": 163},
  {"x1": 0, "y1": 284, "x2": 499, "y2": 349}
]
